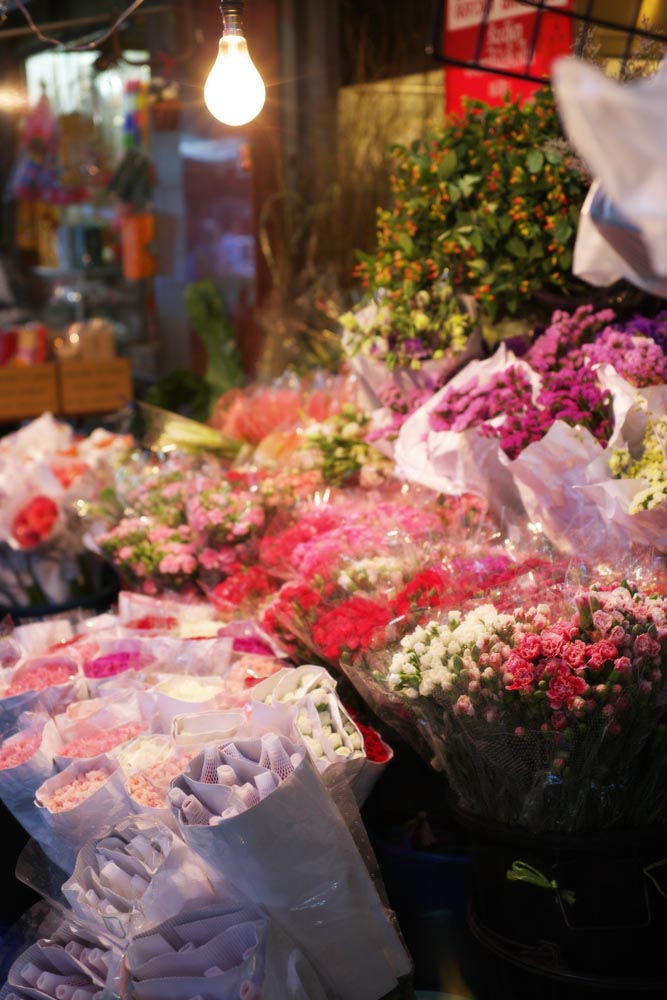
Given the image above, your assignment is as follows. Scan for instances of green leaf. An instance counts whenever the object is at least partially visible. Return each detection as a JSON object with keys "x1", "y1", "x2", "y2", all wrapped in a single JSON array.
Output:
[
  {"x1": 448, "y1": 182, "x2": 461, "y2": 203},
  {"x1": 545, "y1": 147, "x2": 563, "y2": 165},
  {"x1": 470, "y1": 231, "x2": 484, "y2": 253},
  {"x1": 507, "y1": 237, "x2": 528, "y2": 258},
  {"x1": 498, "y1": 215, "x2": 512, "y2": 235},
  {"x1": 526, "y1": 149, "x2": 544, "y2": 174},
  {"x1": 438, "y1": 150, "x2": 458, "y2": 180},
  {"x1": 553, "y1": 218, "x2": 573, "y2": 244},
  {"x1": 558, "y1": 249, "x2": 573, "y2": 270},
  {"x1": 397, "y1": 232, "x2": 416, "y2": 257}
]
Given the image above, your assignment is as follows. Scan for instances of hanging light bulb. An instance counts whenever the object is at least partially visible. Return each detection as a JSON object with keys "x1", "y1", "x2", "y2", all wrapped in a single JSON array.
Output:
[{"x1": 204, "y1": 0, "x2": 265, "y2": 127}]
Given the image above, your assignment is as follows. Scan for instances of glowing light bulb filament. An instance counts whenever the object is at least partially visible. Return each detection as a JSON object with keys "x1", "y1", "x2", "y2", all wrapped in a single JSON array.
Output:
[{"x1": 204, "y1": 1, "x2": 266, "y2": 127}]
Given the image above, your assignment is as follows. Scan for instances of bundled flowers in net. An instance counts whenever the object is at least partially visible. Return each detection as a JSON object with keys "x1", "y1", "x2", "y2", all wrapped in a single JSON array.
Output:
[{"x1": 381, "y1": 582, "x2": 667, "y2": 832}]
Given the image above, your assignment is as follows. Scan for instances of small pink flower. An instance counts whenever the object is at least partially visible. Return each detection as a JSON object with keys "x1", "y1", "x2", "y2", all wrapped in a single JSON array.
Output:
[
  {"x1": 454, "y1": 694, "x2": 475, "y2": 717},
  {"x1": 614, "y1": 656, "x2": 632, "y2": 675},
  {"x1": 551, "y1": 712, "x2": 568, "y2": 731}
]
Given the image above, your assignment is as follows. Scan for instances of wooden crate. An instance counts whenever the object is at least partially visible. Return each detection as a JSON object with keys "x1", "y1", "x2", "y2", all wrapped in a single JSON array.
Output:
[
  {"x1": 0, "y1": 363, "x2": 58, "y2": 421},
  {"x1": 57, "y1": 357, "x2": 133, "y2": 415}
]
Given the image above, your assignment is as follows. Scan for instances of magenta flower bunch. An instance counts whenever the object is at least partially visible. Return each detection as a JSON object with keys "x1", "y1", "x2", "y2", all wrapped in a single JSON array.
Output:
[
  {"x1": 525, "y1": 304, "x2": 667, "y2": 387},
  {"x1": 524, "y1": 305, "x2": 616, "y2": 373},
  {"x1": 366, "y1": 383, "x2": 435, "y2": 445},
  {"x1": 385, "y1": 583, "x2": 667, "y2": 831},
  {"x1": 575, "y1": 327, "x2": 667, "y2": 388},
  {"x1": 429, "y1": 363, "x2": 612, "y2": 460}
]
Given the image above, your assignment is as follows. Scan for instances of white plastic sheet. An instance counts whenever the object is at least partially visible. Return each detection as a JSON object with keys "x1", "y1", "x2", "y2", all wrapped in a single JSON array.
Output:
[{"x1": 553, "y1": 56, "x2": 667, "y2": 294}]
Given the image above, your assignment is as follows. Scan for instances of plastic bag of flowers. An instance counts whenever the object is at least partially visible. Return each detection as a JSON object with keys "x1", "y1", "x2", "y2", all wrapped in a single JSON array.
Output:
[
  {"x1": 118, "y1": 900, "x2": 329, "y2": 1000},
  {"x1": 0, "y1": 416, "x2": 130, "y2": 610},
  {"x1": 250, "y1": 665, "x2": 391, "y2": 806},
  {"x1": 168, "y1": 733, "x2": 411, "y2": 999},
  {"x1": 43, "y1": 690, "x2": 157, "y2": 769},
  {"x1": 0, "y1": 711, "x2": 62, "y2": 840},
  {"x1": 62, "y1": 814, "x2": 220, "y2": 944},
  {"x1": 12, "y1": 617, "x2": 73, "y2": 656},
  {"x1": 0, "y1": 653, "x2": 85, "y2": 729},
  {"x1": 378, "y1": 581, "x2": 667, "y2": 834},
  {"x1": 80, "y1": 637, "x2": 159, "y2": 695},
  {"x1": 35, "y1": 755, "x2": 133, "y2": 874},
  {"x1": 0, "y1": 916, "x2": 120, "y2": 1000},
  {"x1": 119, "y1": 737, "x2": 196, "y2": 825}
]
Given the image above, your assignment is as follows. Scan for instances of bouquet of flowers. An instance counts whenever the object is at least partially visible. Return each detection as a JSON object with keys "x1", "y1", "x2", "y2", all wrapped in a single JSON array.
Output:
[
  {"x1": 0, "y1": 415, "x2": 132, "y2": 609},
  {"x1": 340, "y1": 275, "x2": 480, "y2": 409},
  {"x1": 300, "y1": 403, "x2": 395, "y2": 488},
  {"x1": 579, "y1": 412, "x2": 667, "y2": 554},
  {"x1": 397, "y1": 305, "x2": 667, "y2": 547},
  {"x1": 380, "y1": 582, "x2": 667, "y2": 833}
]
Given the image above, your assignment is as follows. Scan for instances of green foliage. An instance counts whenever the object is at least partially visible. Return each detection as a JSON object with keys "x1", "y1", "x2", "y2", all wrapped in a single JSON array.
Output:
[
  {"x1": 184, "y1": 280, "x2": 245, "y2": 398},
  {"x1": 144, "y1": 368, "x2": 212, "y2": 423},
  {"x1": 354, "y1": 88, "x2": 590, "y2": 330}
]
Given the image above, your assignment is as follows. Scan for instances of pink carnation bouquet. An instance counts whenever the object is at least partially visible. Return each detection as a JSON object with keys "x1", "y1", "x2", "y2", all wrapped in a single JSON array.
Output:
[{"x1": 383, "y1": 582, "x2": 667, "y2": 832}]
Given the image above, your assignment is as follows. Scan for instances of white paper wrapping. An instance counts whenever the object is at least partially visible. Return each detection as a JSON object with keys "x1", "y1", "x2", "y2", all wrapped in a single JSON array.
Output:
[
  {"x1": 120, "y1": 904, "x2": 328, "y2": 1000},
  {"x1": 508, "y1": 421, "x2": 608, "y2": 552}
]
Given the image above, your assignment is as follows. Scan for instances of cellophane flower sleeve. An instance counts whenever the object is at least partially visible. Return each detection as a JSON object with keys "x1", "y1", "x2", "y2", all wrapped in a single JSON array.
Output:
[
  {"x1": 119, "y1": 902, "x2": 328, "y2": 1000},
  {"x1": 35, "y1": 755, "x2": 133, "y2": 874},
  {"x1": 375, "y1": 583, "x2": 667, "y2": 833},
  {"x1": 0, "y1": 917, "x2": 120, "y2": 1000},
  {"x1": 0, "y1": 712, "x2": 61, "y2": 840},
  {"x1": 169, "y1": 734, "x2": 411, "y2": 999},
  {"x1": 62, "y1": 815, "x2": 219, "y2": 944}
]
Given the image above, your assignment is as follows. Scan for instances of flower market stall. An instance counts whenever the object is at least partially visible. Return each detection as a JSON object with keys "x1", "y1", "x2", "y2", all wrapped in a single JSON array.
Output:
[{"x1": 0, "y1": 51, "x2": 667, "y2": 1000}]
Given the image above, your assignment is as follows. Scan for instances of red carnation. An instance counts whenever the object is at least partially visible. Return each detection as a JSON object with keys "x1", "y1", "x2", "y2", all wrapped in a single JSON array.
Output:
[{"x1": 12, "y1": 496, "x2": 59, "y2": 549}]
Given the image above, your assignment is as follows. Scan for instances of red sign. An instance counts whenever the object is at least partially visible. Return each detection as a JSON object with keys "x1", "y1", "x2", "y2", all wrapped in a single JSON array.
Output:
[{"x1": 444, "y1": 0, "x2": 573, "y2": 115}]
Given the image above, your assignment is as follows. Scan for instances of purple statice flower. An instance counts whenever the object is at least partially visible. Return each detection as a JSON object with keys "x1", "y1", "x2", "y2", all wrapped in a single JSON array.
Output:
[
  {"x1": 621, "y1": 311, "x2": 667, "y2": 355},
  {"x1": 525, "y1": 305, "x2": 617, "y2": 373},
  {"x1": 401, "y1": 337, "x2": 429, "y2": 358},
  {"x1": 576, "y1": 327, "x2": 667, "y2": 387}
]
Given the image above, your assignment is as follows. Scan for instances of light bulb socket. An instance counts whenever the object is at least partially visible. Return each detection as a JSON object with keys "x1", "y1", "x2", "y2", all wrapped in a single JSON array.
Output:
[{"x1": 220, "y1": 0, "x2": 244, "y2": 34}]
